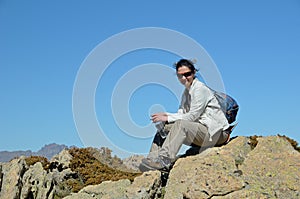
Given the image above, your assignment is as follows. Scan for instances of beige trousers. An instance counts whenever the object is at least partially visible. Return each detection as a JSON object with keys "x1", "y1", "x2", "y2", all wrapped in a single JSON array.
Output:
[{"x1": 148, "y1": 120, "x2": 228, "y2": 161}]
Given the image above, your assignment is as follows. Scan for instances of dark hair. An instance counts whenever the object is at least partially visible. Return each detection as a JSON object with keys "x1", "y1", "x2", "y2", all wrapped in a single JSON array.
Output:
[{"x1": 175, "y1": 59, "x2": 198, "y2": 73}]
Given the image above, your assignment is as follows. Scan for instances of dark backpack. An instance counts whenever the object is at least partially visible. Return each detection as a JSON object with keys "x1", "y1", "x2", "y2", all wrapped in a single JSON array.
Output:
[{"x1": 211, "y1": 90, "x2": 239, "y2": 124}]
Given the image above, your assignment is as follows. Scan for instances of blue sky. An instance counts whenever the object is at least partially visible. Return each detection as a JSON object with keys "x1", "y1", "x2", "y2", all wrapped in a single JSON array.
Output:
[{"x1": 1, "y1": 0, "x2": 299, "y2": 158}]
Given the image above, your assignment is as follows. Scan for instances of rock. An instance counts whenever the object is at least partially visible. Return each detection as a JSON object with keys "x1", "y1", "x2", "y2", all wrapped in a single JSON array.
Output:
[
  {"x1": 122, "y1": 154, "x2": 144, "y2": 171},
  {"x1": 64, "y1": 179, "x2": 125, "y2": 199},
  {"x1": 63, "y1": 192, "x2": 95, "y2": 199},
  {"x1": 0, "y1": 152, "x2": 78, "y2": 199},
  {"x1": 78, "y1": 179, "x2": 130, "y2": 199},
  {"x1": 19, "y1": 161, "x2": 78, "y2": 199},
  {"x1": 164, "y1": 136, "x2": 248, "y2": 198},
  {"x1": 64, "y1": 170, "x2": 161, "y2": 199},
  {"x1": 164, "y1": 136, "x2": 300, "y2": 199},
  {"x1": 237, "y1": 136, "x2": 300, "y2": 198},
  {"x1": 0, "y1": 157, "x2": 28, "y2": 199},
  {"x1": 20, "y1": 162, "x2": 52, "y2": 199},
  {"x1": 0, "y1": 136, "x2": 299, "y2": 199},
  {"x1": 125, "y1": 170, "x2": 161, "y2": 199},
  {"x1": 50, "y1": 149, "x2": 73, "y2": 169},
  {"x1": 0, "y1": 164, "x2": 2, "y2": 192}
]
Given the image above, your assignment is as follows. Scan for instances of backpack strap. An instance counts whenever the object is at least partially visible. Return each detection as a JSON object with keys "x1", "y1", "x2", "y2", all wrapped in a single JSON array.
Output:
[
  {"x1": 224, "y1": 123, "x2": 238, "y2": 135},
  {"x1": 220, "y1": 123, "x2": 237, "y2": 145}
]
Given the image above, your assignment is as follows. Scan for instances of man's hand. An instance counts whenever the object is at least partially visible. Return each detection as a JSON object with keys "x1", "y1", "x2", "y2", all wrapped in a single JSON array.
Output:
[{"x1": 151, "y1": 113, "x2": 168, "y2": 123}]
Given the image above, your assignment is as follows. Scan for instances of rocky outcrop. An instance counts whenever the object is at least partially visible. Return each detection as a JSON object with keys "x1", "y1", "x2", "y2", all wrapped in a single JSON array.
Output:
[
  {"x1": 64, "y1": 171, "x2": 161, "y2": 199},
  {"x1": 0, "y1": 157, "x2": 28, "y2": 199},
  {"x1": 0, "y1": 150, "x2": 79, "y2": 199},
  {"x1": 0, "y1": 135, "x2": 299, "y2": 199},
  {"x1": 164, "y1": 136, "x2": 300, "y2": 198}
]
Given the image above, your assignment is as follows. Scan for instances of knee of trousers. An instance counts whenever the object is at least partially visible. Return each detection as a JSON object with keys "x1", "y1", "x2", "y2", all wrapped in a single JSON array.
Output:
[{"x1": 172, "y1": 120, "x2": 189, "y2": 132}]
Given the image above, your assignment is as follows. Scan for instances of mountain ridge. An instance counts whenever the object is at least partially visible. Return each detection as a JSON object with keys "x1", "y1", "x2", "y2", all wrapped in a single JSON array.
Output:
[{"x1": 0, "y1": 143, "x2": 68, "y2": 162}]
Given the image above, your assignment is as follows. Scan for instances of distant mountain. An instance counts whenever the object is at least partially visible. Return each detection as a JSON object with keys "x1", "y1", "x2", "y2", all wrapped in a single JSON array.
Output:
[
  {"x1": 0, "y1": 150, "x2": 33, "y2": 163},
  {"x1": 35, "y1": 143, "x2": 68, "y2": 160},
  {"x1": 0, "y1": 143, "x2": 68, "y2": 162}
]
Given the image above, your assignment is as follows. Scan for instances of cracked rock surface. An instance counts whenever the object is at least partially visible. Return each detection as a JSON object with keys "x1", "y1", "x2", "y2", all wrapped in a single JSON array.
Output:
[
  {"x1": 164, "y1": 136, "x2": 300, "y2": 199},
  {"x1": 0, "y1": 136, "x2": 299, "y2": 199}
]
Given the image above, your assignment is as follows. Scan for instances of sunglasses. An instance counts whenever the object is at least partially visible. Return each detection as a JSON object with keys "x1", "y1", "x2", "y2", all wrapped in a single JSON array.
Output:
[{"x1": 177, "y1": 71, "x2": 193, "y2": 78}]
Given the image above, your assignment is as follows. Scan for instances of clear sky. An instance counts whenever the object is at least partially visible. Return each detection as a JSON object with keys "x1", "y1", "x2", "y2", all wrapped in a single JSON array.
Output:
[{"x1": 1, "y1": 0, "x2": 299, "y2": 158}]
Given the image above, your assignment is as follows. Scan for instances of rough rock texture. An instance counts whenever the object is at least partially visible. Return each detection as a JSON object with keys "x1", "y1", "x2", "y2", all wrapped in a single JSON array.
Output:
[
  {"x1": 164, "y1": 136, "x2": 300, "y2": 198},
  {"x1": 0, "y1": 135, "x2": 299, "y2": 199},
  {"x1": 20, "y1": 162, "x2": 53, "y2": 199},
  {"x1": 0, "y1": 151, "x2": 77, "y2": 199},
  {"x1": 0, "y1": 157, "x2": 28, "y2": 199},
  {"x1": 237, "y1": 136, "x2": 300, "y2": 198},
  {"x1": 122, "y1": 154, "x2": 144, "y2": 171},
  {"x1": 64, "y1": 171, "x2": 161, "y2": 199},
  {"x1": 50, "y1": 149, "x2": 73, "y2": 169}
]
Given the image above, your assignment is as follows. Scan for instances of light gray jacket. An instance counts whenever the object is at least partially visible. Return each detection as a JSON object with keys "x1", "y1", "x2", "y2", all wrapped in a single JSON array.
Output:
[{"x1": 167, "y1": 78, "x2": 229, "y2": 139}]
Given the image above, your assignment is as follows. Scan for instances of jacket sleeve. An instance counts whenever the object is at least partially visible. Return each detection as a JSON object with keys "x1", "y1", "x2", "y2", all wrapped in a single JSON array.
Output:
[{"x1": 167, "y1": 85, "x2": 211, "y2": 122}]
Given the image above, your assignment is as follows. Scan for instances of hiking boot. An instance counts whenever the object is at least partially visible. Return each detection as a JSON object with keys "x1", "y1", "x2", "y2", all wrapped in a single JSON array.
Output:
[{"x1": 139, "y1": 156, "x2": 171, "y2": 172}]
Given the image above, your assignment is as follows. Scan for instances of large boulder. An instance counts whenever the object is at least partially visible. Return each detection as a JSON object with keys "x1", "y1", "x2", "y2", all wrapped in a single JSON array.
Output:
[
  {"x1": 64, "y1": 170, "x2": 161, "y2": 199},
  {"x1": 0, "y1": 150, "x2": 77, "y2": 199},
  {"x1": 164, "y1": 136, "x2": 300, "y2": 198},
  {"x1": 20, "y1": 162, "x2": 53, "y2": 199},
  {"x1": 0, "y1": 157, "x2": 28, "y2": 199}
]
